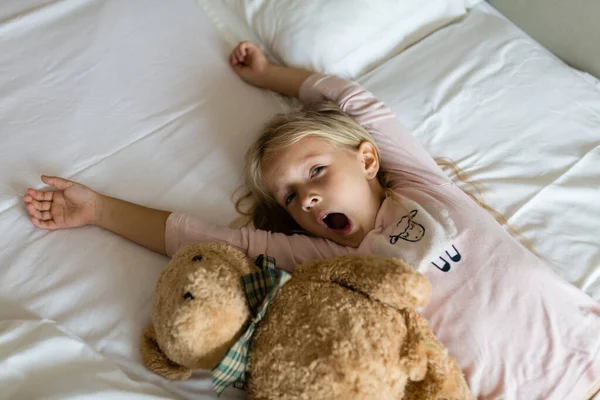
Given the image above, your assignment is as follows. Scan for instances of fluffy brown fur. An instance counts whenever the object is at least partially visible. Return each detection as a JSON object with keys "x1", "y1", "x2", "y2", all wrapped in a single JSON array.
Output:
[
  {"x1": 141, "y1": 243, "x2": 257, "y2": 376},
  {"x1": 141, "y1": 243, "x2": 473, "y2": 399}
]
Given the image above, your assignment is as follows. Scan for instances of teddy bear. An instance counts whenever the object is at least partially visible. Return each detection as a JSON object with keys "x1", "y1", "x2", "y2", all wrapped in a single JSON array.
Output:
[{"x1": 140, "y1": 243, "x2": 473, "y2": 399}]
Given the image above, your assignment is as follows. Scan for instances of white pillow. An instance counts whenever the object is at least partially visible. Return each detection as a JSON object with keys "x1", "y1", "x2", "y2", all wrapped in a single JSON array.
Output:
[{"x1": 197, "y1": 0, "x2": 478, "y2": 79}]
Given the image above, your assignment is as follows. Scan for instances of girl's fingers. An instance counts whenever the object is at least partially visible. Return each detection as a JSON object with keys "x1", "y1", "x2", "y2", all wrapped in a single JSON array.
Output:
[
  {"x1": 26, "y1": 203, "x2": 52, "y2": 221},
  {"x1": 30, "y1": 217, "x2": 57, "y2": 230},
  {"x1": 237, "y1": 41, "x2": 252, "y2": 62},
  {"x1": 30, "y1": 217, "x2": 43, "y2": 229},
  {"x1": 232, "y1": 41, "x2": 256, "y2": 65},
  {"x1": 240, "y1": 43, "x2": 248, "y2": 57},
  {"x1": 24, "y1": 197, "x2": 51, "y2": 211},
  {"x1": 27, "y1": 188, "x2": 53, "y2": 202},
  {"x1": 35, "y1": 200, "x2": 52, "y2": 212},
  {"x1": 230, "y1": 52, "x2": 238, "y2": 66},
  {"x1": 231, "y1": 63, "x2": 243, "y2": 73},
  {"x1": 26, "y1": 203, "x2": 42, "y2": 219},
  {"x1": 232, "y1": 64, "x2": 245, "y2": 75},
  {"x1": 41, "y1": 175, "x2": 73, "y2": 190}
]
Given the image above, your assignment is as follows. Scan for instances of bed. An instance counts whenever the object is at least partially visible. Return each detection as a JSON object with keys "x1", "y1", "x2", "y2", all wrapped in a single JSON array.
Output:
[{"x1": 1, "y1": 0, "x2": 598, "y2": 399}]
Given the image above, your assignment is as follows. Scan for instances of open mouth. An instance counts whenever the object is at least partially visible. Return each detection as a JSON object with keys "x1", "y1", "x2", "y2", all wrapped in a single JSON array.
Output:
[{"x1": 321, "y1": 212, "x2": 352, "y2": 234}]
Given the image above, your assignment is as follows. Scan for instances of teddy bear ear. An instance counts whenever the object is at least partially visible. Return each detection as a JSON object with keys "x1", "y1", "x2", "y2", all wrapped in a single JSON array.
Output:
[{"x1": 140, "y1": 323, "x2": 192, "y2": 380}]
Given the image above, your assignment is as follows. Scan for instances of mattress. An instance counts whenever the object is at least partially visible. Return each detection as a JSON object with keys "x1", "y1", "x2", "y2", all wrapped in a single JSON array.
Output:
[{"x1": 0, "y1": 1, "x2": 598, "y2": 399}]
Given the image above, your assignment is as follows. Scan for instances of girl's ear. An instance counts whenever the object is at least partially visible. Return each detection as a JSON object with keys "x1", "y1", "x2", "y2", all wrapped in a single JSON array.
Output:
[{"x1": 358, "y1": 141, "x2": 380, "y2": 179}]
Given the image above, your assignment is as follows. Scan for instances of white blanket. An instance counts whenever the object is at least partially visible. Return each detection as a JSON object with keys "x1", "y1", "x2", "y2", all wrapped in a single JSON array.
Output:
[
  {"x1": 0, "y1": 300, "x2": 173, "y2": 399},
  {"x1": 0, "y1": 1, "x2": 598, "y2": 399},
  {"x1": 358, "y1": 3, "x2": 600, "y2": 300}
]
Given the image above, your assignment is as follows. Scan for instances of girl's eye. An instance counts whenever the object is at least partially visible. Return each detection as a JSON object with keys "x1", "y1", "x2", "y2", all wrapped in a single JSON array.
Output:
[
  {"x1": 284, "y1": 192, "x2": 296, "y2": 206},
  {"x1": 311, "y1": 166, "x2": 324, "y2": 177}
]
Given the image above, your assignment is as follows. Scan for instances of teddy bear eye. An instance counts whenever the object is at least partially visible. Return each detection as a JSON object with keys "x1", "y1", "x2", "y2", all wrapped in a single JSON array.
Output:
[
  {"x1": 192, "y1": 255, "x2": 203, "y2": 262},
  {"x1": 183, "y1": 291, "x2": 195, "y2": 301}
]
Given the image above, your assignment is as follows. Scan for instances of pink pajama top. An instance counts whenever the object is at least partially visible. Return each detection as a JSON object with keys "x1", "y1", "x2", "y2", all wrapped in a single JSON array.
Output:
[{"x1": 165, "y1": 73, "x2": 600, "y2": 399}]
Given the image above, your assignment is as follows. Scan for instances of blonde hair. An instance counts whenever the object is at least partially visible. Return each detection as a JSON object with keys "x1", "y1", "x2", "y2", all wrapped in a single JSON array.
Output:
[
  {"x1": 234, "y1": 100, "x2": 389, "y2": 234},
  {"x1": 234, "y1": 101, "x2": 535, "y2": 254}
]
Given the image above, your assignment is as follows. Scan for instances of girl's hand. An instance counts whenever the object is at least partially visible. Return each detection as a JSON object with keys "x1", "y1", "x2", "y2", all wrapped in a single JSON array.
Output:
[
  {"x1": 229, "y1": 41, "x2": 271, "y2": 88},
  {"x1": 23, "y1": 175, "x2": 100, "y2": 230}
]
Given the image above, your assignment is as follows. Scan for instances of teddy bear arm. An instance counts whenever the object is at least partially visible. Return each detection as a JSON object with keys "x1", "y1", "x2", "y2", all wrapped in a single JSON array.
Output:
[
  {"x1": 401, "y1": 311, "x2": 474, "y2": 399},
  {"x1": 140, "y1": 323, "x2": 192, "y2": 380},
  {"x1": 295, "y1": 254, "x2": 431, "y2": 310}
]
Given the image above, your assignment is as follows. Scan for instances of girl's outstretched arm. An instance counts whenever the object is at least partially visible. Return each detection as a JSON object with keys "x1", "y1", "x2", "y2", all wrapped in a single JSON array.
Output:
[
  {"x1": 230, "y1": 41, "x2": 312, "y2": 98},
  {"x1": 24, "y1": 176, "x2": 171, "y2": 255},
  {"x1": 229, "y1": 41, "x2": 447, "y2": 186},
  {"x1": 24, "y1": 176, "x2": 349, "y2": 268},
  {"x1": 94, "y1": 195, "x2": 170, "y2": 255}
]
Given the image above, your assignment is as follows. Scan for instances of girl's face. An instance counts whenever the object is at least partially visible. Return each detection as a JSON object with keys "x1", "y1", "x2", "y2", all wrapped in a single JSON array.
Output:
[{"x1": 261, "y1": 136, "x2": 384, "y2": 247}]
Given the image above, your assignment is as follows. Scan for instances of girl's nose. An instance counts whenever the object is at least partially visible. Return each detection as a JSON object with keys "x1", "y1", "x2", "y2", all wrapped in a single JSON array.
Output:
[{"x1": 301, "y1": 193, "x2": 321, "y2": 212}]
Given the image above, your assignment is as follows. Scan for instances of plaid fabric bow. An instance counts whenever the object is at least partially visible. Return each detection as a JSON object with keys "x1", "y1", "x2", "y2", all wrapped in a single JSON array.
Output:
[{"x1": 211, "y1": 255, "x2": 291, "y2": 396}]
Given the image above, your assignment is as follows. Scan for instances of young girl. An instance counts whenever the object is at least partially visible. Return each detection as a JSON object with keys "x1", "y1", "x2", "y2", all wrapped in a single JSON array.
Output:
[{"x1": 24, "y1": 41, "x2": 599, "y2": 399}]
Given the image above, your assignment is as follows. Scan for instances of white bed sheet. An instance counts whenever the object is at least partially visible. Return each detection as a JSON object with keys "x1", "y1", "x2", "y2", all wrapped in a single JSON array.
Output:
[
  {"x1": 0, "y1": 300, "x2": 173, "y2": 400},
  {"x1": 0, "y1": 1, "x2": 598, "y2": 399},
  {"x1": 357, "y1": 2, "x2": 600, "y2": 300},
  {"x1": 0, "y1": 0, "x2": 281, "y2": 398}
]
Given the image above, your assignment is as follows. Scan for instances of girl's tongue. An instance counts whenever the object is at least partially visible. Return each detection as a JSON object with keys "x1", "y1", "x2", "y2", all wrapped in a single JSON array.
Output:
[{"x1": 323, "y1": 213, "x2": 350, "y2": 231}]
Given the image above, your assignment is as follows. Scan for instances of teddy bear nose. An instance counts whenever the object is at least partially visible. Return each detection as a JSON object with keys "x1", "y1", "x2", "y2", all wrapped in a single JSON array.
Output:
[
  {"x1": 184, "y1": 291, "x2": 195, "y2": 300},
  {"x1": 192, "y1": 255, "x2": 203, "y2": 262}
]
